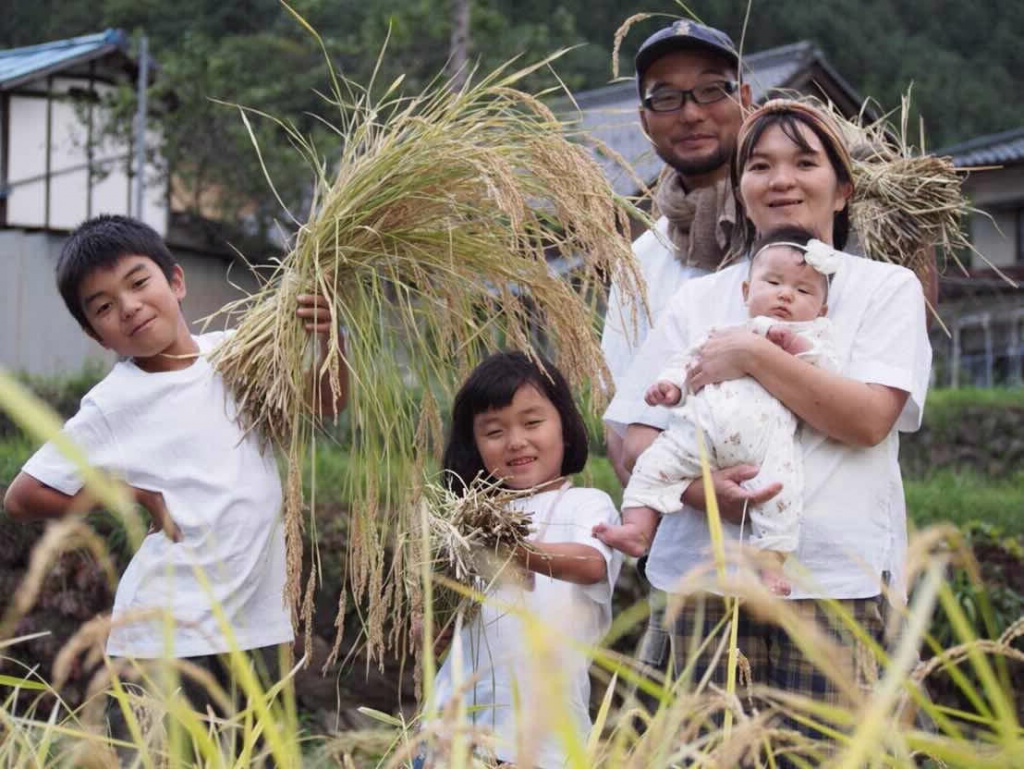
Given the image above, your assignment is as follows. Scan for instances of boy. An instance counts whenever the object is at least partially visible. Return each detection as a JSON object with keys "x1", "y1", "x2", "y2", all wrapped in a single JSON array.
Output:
[{"x1": 3, "y1": 214, "x2": 345, "y2": 714}]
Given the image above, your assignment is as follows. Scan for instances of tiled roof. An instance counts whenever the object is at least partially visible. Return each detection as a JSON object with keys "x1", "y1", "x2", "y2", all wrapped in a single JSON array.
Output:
[
  {"x1": 0, "y1": 29, "x2": 130, "y2": 90},
  {"x1": 561, "y1": 41, "x2": 862, "y2": 196},
  {"x1": 940, "y1": 127, "x2": 1024, "y2": 168}
]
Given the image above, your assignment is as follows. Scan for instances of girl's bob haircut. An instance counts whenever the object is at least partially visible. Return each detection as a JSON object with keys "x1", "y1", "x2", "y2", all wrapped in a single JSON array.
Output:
[{"x1": 442, "y1": 350, "x2": 589, "y2": 494}]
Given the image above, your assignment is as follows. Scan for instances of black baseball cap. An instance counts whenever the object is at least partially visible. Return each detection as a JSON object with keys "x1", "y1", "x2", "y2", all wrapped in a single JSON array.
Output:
[{"x1": 635, "y1": 20, "x2": 740, "y2": 91}]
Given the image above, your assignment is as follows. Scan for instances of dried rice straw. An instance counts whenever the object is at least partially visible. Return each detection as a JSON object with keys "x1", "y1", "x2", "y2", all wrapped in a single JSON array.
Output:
[
  {"x1": 420, "y1": 476, "x2": 539, "y2": 630},
  {"x1": 209, "y1": 45, "x2": 645, "y2": 663},
  {"x1": 800, "y1": 94, "x2": 1010, "y2": 288}
]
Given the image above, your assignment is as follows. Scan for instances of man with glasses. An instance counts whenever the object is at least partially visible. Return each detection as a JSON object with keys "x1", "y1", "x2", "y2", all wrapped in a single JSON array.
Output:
[
  {"x1": 602, "y1": 21, "x2": 753, "y2": 486},
  {"x1": 601, "y1": 18, "x2": 790, "y2": 710}
]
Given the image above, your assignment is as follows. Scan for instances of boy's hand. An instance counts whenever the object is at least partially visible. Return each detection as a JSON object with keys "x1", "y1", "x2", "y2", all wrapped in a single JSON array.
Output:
[
  {"x1": 296, "y1": 293, "x2": 349, "y2": 418},
  {"x1": 132, "y1": 487, "x2": 182, "y2": 543},
  {"x1": 296, "y1": 294, "x2": 333, "y2": 335},
  {"x1": 645, "y1": 380, "x2": 683, "y2": 406}
]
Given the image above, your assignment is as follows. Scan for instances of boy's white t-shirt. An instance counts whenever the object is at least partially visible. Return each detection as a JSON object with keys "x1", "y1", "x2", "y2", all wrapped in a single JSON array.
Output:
[
  {"x1": 431, "y1": 485, "x2": 622, "y2": 769},
  {"x1": 22, "y1": 331, "x2": 293, "y2": 658}
]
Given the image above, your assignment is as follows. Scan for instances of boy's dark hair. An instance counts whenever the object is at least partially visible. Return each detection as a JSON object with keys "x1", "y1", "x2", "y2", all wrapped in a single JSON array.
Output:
[
  {"x1": 57, "y1": 215, "x2": 178, "y2": 332},
  {"x1": 442, "y1": 351, "x2": 589, "y2": 495}
]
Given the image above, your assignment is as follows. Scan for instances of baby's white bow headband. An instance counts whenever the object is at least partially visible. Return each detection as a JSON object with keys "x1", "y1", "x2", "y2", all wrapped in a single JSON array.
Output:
[{"x1": 753, "y1": 239, "x2": 842, "y2": 276}]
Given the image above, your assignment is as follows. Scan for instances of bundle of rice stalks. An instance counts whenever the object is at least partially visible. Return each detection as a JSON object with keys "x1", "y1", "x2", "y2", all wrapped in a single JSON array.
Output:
[
  {"x1": 420, "y1": 477, "x2": 538, "y2": 630},
  {"x1": 426, "y1": 477, "x2": 535, "y2": 585},
  {"x1": 828, "y1": 95, "x2": 985, "y2": 280},
  {"x1": 210, "y1": 38, "x2": 645, "y2": 662}
]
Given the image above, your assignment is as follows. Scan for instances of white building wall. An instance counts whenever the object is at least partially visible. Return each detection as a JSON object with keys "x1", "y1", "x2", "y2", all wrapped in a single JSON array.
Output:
[
  {"x1": 5, "y1": 78, "x2": 166, "y2": 235},
  {"x1": 963, "y1": 164, "x2": 1024, "y2": 268},
  {"x1": 970, "y1": 209, "x2": 1017, "y2": 269},
  {"x1": 0, "y1": 231, "x2": 260, "y2": 377}
]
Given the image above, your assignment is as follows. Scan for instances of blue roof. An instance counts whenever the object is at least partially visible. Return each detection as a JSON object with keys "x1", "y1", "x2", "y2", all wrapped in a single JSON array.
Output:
[
  {"x1": 0, "y1": 29, "x2": 129, "y2": 90},
  {"x1": 940, "y1": 127, "x2": 1024, "y2": 168}
]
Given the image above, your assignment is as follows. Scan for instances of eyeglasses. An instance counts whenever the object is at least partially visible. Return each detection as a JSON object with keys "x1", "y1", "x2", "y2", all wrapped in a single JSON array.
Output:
[{"x1": 642, "y1": 81, "x2": 739, "y2": 113}]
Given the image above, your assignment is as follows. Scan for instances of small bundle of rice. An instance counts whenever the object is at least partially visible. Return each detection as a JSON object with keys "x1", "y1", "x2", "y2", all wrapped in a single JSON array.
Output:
[
  {"x1": 421, "y1": 477, "x2": 538, "y2": 631},
  {"x1": 209, "y1": 52, "x2": 645, "y2": 662},
  {"x1": 427, "y1": 477, "x2": 535, "y2": 584}
]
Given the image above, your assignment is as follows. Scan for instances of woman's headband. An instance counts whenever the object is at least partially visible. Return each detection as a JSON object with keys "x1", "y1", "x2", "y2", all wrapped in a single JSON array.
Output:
[{"x1": 737, "y1": 98, "x2": 855, "y2": 184}]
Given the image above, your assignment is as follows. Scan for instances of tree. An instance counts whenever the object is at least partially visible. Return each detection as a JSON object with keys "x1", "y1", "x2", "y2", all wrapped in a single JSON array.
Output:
[
  {"x1": 4, "y1": 0, "x2": 1020, "y2": 240},
  {"x1": 449, "y1": 0, "x2": 471, "y2": 89}
]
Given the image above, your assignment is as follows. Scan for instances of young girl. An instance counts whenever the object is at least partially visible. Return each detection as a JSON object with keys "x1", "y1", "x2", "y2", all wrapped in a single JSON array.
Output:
[
  {"x1": 427, "y1": 351, "x2": 622, "y2": 769},
  {"x1": 594, "y1": 227, "x2": 840, "y2": 595}
]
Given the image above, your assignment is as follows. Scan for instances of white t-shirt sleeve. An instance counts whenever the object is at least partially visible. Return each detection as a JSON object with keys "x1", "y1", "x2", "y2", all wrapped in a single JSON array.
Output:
[
  {"x1": 21, "y1": 398, "x2": 118, "y2": 496},
  {"x1": 845, "y1": 268, "x2": 930, "y2": 432},
  {"x1": 551, "y1": 488, "x2": 623, "y2": 606},
  {"x1": 604, "y1": 285, "x2": 693, "y2": 434}
]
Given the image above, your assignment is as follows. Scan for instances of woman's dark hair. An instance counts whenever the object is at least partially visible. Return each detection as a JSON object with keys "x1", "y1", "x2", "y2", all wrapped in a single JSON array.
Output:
[
  {"x1": 733, "y1": 110, "x2": 853, "y2": 252},
  {"x1": 56, "y1": 214, "x2": 178, "y2": 333},
  {"x1": 442, "y1": 351, "x2": 589, "y2": 495},
  {"x1": 750, "y1": 225, "x2": 817, "y2": 259}
]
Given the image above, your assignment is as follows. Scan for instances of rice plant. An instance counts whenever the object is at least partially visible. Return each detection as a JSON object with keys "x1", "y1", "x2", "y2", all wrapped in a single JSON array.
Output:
[{"x1": 208, "y1": 25, "x2": 646, "y2": 665}]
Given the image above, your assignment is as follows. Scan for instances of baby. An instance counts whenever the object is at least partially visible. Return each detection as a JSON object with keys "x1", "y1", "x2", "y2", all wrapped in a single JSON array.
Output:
[{"x1": 595, "y1": 226, "x2": 841, "y2": 594}]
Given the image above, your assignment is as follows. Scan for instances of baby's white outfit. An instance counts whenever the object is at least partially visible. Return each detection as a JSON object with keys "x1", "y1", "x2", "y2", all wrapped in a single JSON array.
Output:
[{"x1": 622, "y1": 315, "x2": 838, "y2": 553}]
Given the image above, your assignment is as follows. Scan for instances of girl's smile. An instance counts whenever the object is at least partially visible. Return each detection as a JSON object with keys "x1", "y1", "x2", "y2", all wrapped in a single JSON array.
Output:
[{"x1": 473, "y1": 384, "x2": 566, "y2": 492}]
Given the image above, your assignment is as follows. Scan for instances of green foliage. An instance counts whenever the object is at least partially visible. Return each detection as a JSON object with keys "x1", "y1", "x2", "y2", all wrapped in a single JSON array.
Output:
[
  {"x1": 901, "y1": 387, "x2": 1024, "y2": 481},
  {"x1": 927, "y1": 523, "x2": 1024, "y2": 650},
  {"x1": 0, "y1": 363, "x2": 107, "y2": 441},
  {"x1": 922, "y1": 386, "x2": 1024, "y2": 422},
  {"x1": 906, "y1": 470, "x2": 1024, "y2": 536},
  {"x1": 0, "y1": 438, "x2": 35, "y2": 485}
]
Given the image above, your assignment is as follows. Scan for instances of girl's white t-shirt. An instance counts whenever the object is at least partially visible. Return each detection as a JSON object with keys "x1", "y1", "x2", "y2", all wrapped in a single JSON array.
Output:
[
  {"x1": 22, "y1": 332, "x2": 293, "y2": 658},
  {"x1": 430, "y1": 485, "x2": 622, "y2": 769}
]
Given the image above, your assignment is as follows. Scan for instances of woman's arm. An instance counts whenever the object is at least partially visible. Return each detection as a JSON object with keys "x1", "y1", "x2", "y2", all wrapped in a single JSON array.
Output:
[
  {"x1": 688, "y1": 329, "x2": 908, "y2": 447},
  {"x1": 514, "y1": 541, "x2": 607, "y2": 585}
]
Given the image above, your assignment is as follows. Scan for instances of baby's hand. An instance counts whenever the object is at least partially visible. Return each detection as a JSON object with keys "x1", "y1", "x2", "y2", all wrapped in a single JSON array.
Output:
[
  {"x1": 766, "y1": 325, "x2": 811, "y2": 357},
  {"x1": 296, "y1": 294, "x2": 332, "y2": 336},
  {"x1": 644, "y1": 380, "x2": 683, "y2": 406}
]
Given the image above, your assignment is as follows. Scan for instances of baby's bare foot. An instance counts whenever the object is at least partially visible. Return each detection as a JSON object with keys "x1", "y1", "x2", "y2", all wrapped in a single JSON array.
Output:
[
  {"x1": 760, "y1": 568, "x2": 792, "y2": 597},
  {"x1": 593, "y1": 522, "x2": 649, "y2": 557}
]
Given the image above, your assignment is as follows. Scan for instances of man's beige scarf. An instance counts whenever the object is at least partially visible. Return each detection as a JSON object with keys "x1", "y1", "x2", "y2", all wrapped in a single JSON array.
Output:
[{"x1": 653, "y1": 171, "x2": 738, "y2": 271}]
